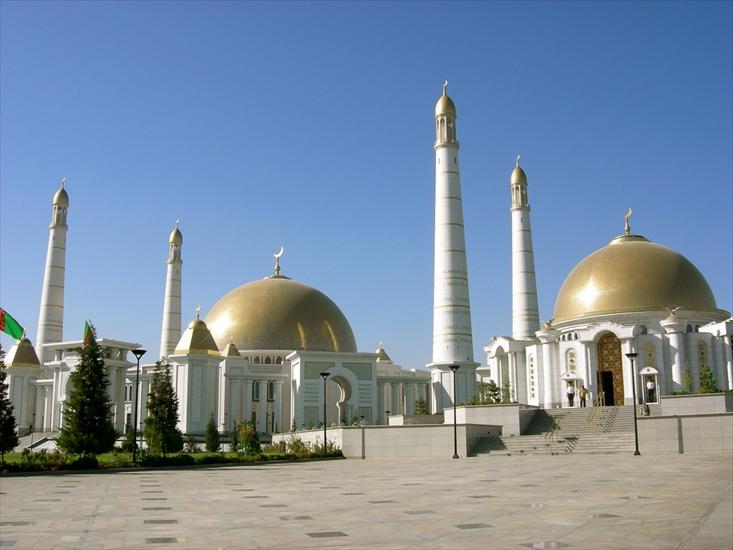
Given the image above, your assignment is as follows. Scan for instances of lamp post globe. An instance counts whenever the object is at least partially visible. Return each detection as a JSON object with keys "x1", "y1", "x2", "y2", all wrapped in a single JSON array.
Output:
[
  {"x1": 625, "y1": 352, "x2": 641, "y2": 456},
  {"x1": 131, "y1": 348, "x2": 147, "y2": 464},
  {"x1": 449, "y1": 365, "x2": 460, "y2": 459}
]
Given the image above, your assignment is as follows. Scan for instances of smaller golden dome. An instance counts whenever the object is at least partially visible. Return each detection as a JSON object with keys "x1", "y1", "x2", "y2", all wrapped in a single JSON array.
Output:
[
  {"x1": 169, "y1": 226, "x2": 183, "y2": 246},
  {"x1": 53, "y1": 185, "x2": 69, "y2": 207},
  {"x1": 223, "y1": 340, "x2": 241, "y2": 357},
  {"x1": 375, "y1": 343, "x2": 392, "y2": 363},
  {"x1": 174, "y1": 317, "x2": 220, "y2": 356},
  {"x1": 510, "y1": 155, "x2": 527, "y2": 185},
  {"x1": 435, "y1": 81, "x2": 456, "y2": 117},
  {"x1": 6, "y1": 338, "x2": 41, "y2": 368}
]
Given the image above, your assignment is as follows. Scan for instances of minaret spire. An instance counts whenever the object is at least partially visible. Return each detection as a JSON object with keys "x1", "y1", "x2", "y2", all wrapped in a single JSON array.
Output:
[
  {"x1": 510, "y1": 156, "x2": 540, "y2": 339},
  {"x1": 160, "y1": 220, "x2": 183, "y2": 358},
  {"x1": 36, "y1": 179, "x2": 69, "y2": 362},
  {"x1": 428, "y1": 83, "x2": 478, "y2": 411}
]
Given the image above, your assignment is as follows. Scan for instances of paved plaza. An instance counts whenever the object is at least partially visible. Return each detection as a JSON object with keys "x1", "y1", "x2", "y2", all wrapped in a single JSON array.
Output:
[{"x1": 1, "y1": 452, "x2": 731, "y2": 549}]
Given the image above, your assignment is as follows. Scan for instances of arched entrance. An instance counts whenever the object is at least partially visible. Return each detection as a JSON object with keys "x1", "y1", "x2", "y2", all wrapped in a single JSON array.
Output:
[
  {"x1": 329, "y1": 375, "x2": 353, "y2": 425},
  {"x1": 597, "y1": 333, "x2": 624, "y2": 406}
]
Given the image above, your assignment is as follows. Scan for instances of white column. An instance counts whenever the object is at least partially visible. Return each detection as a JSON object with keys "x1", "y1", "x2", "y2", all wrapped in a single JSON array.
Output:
[
  {"x1": 274, "y1": 381, "x2": 283, "y2": 433},
  {"x1": 377, "y1": 382, "x2": 385, "y2": 424},
  {"x1": 722, "y1": 336, "x2": 732, "y2": 390},
  {"x1": 257, "y1": 380, "x2": 267, "y2": 432},
  {"x1": 537, "y1": 327, "x2": 559, "y2": 408},
  {"x1": 159, "y1": 225, "x2": 183, "y2": 358},
  {"x1": 36, "y1": 183, "x2": 69, "y2": 363},
  {"x1": 662, "y1": 318, "x2": 686, "y2": 392},
  {"x1": 390, "y1": 383, "x2": 400, "y2": 415},
  {"x1": 243, "y1": 380, "x2": 253, "y2": 425}
]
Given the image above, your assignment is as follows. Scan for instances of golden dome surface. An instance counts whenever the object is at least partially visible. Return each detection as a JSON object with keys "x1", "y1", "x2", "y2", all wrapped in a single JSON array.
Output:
[
  {"x1": 169, "y1": 226, "x2": 183, "y2": 245},
  {"x1": 53, "y1": 185, "x2": 69, "y2": 206},
  {"x1": 435, "y1": 83, "x2": 457, "y2": 117},
  {"x1": 204, "y1": 276, "x2": 357, "y2": 353},
  {"x1": 553, "y1": 235, "x2": 723, "y2": 323}
]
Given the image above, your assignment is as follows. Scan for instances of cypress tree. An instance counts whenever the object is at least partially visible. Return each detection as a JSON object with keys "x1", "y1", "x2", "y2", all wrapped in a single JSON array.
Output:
[
  {"x1": 144, "y1": 361, "x2": 183, "y2": 456},
  {"x1": 0, "y1": 344, "x2": 20, "y2": 465},
  {"x1": 699, "y1": 364, "x2": 719, "y2": 394},
  {"x1": 205, "y1": 416, "x2": 221, "y2": 452},
  {"x1": 57, "y1": 323, "x2": 118, "y2": 455}
]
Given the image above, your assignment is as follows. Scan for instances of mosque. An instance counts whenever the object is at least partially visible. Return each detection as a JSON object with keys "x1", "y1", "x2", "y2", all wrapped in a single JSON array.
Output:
[{"x1": 4, "y1": 85, "x2": 731, "y2": 442}]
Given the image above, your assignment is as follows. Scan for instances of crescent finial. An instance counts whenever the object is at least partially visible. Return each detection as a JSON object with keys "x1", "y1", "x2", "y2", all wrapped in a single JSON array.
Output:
[
  {"x1": 515, "y1": 154, "x2": 521, "y2": 168},
  {"x1": 195, "y1": 305, "x2": 201, "y2": 319},
  {"x1": 624, "y1": 207, "x2": 633, "y2": 235},
  {"x1": 273, "y1": 245, "x2": 284, "y2": 275},
  {"x1": 175, "y1": 218, "x2": 180, "y2": 228},
  {"x1": 60, "y1": 176, "x2": 66, "y2": 187},
  {"x1": 442, "y1": 80, "x2": 448, "y2": 95}
]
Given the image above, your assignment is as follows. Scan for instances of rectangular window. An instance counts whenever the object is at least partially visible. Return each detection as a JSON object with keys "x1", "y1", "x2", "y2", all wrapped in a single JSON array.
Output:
[
  {"x1": 253, "y1": 382, "x2": 260, "y2": 401},
  {"x1": 267, "y1": 381, "x2": 275, "y2": 401}
]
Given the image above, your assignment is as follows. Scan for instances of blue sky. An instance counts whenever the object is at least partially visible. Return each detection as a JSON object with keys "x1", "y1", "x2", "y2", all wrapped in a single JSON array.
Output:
[{"x1": 1, "y1": 1, "x2": 731, "y2": 368}]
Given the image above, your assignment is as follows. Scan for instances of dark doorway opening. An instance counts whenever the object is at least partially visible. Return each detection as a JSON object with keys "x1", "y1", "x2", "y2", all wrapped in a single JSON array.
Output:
[{"x1": 601, "y1": 371, "x2": 615, "y2": 406}]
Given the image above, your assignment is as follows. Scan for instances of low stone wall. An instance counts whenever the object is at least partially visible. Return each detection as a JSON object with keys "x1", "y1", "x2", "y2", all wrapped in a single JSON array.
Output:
[
  {"x1": 443, "y1": 404, "x2": 537, "y2": 436},
  {"x1": 638, "y1": 413, "x2": 733, "y2": 454},
  {"x1": 272, "y1": 424, "x2": 501, "y2": 458},
  {"x1": 388, "y1": 414, "x2": 444, "y2": 426},
  {"x1": 660, "y1": 393, "x2": 733, "y2": 416}
]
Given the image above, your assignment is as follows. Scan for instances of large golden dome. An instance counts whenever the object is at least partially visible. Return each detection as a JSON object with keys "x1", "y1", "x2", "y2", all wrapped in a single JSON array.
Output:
[
  {"x1": 553, "y1": 234, "x2": 723, "y2": 323},
  {"x1": 204, "y1": 276, "x2": 357, "y2": 353}
]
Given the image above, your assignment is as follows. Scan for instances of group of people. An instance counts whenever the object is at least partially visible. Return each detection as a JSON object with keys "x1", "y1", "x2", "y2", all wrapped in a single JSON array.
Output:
[
  {"x1": 565, "y1": 384, "x2": 589, "y2": 407},
  {"x1": 565, "y1": 378, "x2": 657, "y2": 408}
]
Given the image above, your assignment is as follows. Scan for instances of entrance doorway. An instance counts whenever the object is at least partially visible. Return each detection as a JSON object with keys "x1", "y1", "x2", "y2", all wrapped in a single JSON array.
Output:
[
  {"x1": 597, "y1": 333, "x2": 624, "y2": 406},
  {"x1": 600, "y1": 371, "x2": 615, "y2": 406}
]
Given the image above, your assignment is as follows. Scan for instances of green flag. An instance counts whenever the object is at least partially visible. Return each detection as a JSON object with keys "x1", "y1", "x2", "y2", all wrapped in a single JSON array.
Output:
[
  {"x1": 0, "y1": 308, "x2": 24, "y2": 340},
  {"x1": 83, "y1": 320, "x2": 96, "y2": 345}
]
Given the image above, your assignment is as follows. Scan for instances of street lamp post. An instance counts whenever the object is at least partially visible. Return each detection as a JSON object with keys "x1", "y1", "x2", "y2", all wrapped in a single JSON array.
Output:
[
  {"x1": 131, "y1": 348, "x2": 147, "y2": 465},
  {"x1": 625, "y1": 352, "x2": 641, "y2": 456},
  {"x1": 320, "y1": 371, "x2": 330, "y2": 457},
  {"x1": 449, "y1": 365, "x2": 460, "y2": 459}
]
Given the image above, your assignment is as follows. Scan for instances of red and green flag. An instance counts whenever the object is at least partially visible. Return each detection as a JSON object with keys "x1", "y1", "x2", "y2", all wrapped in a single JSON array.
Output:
[{"x1": 0, "y1": 308, "x2": 24, "y2": 340}]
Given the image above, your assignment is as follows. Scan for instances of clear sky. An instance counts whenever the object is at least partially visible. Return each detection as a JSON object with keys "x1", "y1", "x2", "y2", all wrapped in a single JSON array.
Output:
[{"x1": 1, "y1": 1, "x2": 731, "y2": 368}]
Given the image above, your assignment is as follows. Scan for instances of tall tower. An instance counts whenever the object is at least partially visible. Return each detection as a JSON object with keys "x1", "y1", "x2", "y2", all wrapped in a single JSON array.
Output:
[
  {"x1": 36, "y1": 179, "x2": 69, "y2": 363},
  {"x1": 427, "y1": 82, "x2": 478, "y2": 411},
  {"x1": 510, "y1": 156, "x2": 540, "y2": 339},
  {"x1": 159, "y1": 221, "x2": 183, "y2": 358}
]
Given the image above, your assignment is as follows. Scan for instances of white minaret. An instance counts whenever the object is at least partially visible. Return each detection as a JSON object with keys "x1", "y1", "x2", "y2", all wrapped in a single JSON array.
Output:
[
  {"x1": 510, "y1": 155, "x2": 540, "y2": 339},
  {"x1": 159, "y1": 220, "x2": 183, "y2": 358},
  {"x1": 427, "y1": 82, "x2": 478, "y2": 412},
  {"x1": 36, "y1": 179, "x2": 69, "y2": 363}
]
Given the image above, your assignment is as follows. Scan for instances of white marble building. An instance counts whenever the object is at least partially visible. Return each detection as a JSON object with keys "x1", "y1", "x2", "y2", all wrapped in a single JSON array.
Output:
[{"x1": 485, "y1": 164, "x2": 732, "y2": 408}]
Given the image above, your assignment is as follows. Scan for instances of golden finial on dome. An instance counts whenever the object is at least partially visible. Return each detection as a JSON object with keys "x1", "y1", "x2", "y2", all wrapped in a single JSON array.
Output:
[
  {"x1": 273, "y1": 245, "x2": 284, "y2": 276},
  {"x1": 624, "y1": 208, "x2": 633, "y2": 236}
]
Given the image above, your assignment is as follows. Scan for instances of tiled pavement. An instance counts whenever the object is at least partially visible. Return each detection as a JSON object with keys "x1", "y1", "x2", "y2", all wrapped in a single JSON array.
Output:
[{"x1": 0, "y1": 452, "x2": 731, "y2": 549}]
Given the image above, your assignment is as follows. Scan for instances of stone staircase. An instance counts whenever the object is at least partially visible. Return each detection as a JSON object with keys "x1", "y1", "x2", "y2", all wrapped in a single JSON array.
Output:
[{"x1": 471, "y1": 406, "x2": 639, "y2": 456}]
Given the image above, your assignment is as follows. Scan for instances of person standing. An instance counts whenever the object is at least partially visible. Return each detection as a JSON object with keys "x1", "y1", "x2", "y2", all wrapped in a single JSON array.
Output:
[
  {"x1": 646, "y1": 379, "x2": 656, "y2": 402},
  {"x1": 567, "y1": 384, "x2": 576, "y2": 407},
  {"x1": 578, "y1": 385, "x2": 588, "y2": 407}
]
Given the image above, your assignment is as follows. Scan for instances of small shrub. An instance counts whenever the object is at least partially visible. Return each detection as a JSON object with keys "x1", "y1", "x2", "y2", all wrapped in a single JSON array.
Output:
[
  {"x1": 286, "y1": 435, "x2": 311, "y2": 458},
  {"x1": 204, "y1": 417, "x2": 221, "y2": 452},
  {"x1": 184, "y1": 436, "x2": 198, "y2": 453},
  {"x1": 68, "y1": 454, "x2": 98, "y2": 470}
]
